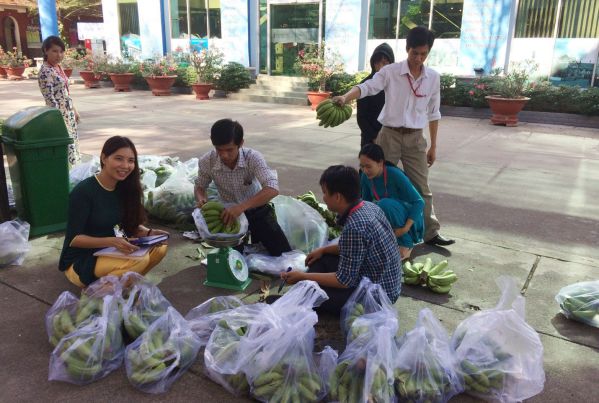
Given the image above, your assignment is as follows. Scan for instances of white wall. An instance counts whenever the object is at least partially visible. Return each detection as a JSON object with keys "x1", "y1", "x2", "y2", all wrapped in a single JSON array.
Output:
[
  {"x1": 138, "y1": 0, "x2": 164, "y2": 58},
  {"x1": 218, "y1": 0, "x2": 249, "y2": 66},
  {"x1": 325, "y1": 0, "x2": 363, "y2": 72},
  {"x1": 101, "y1": 0, "x2": 121, "y2": 57}
]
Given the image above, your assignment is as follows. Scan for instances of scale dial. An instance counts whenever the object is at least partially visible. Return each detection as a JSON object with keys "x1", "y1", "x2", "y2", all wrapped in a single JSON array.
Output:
[{"x1": 227, "y1": 250, "x2": 249, "y2": 282}]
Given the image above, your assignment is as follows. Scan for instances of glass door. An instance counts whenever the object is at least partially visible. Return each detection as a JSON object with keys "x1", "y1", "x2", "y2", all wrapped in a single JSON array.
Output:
[{"x1": 262, "y1": 1, "x2": 321, "y2": 75}]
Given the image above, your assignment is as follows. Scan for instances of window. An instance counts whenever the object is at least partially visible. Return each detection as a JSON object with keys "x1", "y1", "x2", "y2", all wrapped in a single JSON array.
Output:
[
  {"x1": 398, "y1": 0, "x2": 430, "y2": 39},
  {"x1": 558, "y1": 0, "x2": 599, "y2": 38},
  {"x1": 119, "y1": 2, "x2": 140, "y2": 35},
  {"x1": 431, "y1": 0, "x2": 463, "y2": 39},
  {"x1": 515, "y1": 0, "x2": 558, "y2": 38},
  {"x1": 368, "y1": 0, "x2": 398, "y2": 39},
  {"x1": 170, "y1": 0, "x2": 221, "y2": 39}
]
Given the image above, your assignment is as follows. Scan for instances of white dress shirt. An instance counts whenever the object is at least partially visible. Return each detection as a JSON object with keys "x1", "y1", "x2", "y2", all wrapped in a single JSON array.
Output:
[{"x1": 357, "y1": 60, "x2": 441, "y2": 129}]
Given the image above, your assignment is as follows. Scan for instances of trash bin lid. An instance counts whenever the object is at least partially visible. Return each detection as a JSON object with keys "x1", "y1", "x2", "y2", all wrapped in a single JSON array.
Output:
[{"x1": 1, "y1": 106, "x2": 70, "y2": 144}]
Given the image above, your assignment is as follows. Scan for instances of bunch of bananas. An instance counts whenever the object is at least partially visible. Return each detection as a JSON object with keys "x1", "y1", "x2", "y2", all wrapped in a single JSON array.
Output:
[
  {"x1": 55, "y1": 320, "x2": 122, "y2": 383},
  {"x1": 297, "y1": 191, "x2": 341, "y2": 239},
  {"x1": 49, "y1": 309, "x2": 76, "y2": 346},
  {"x1": 403, "y1": 258, "x2": 458, "y2": 294},
  {"x1": 344, "y1": 302, "x2": 365, "y2": 331},
  {"x1": 126, "y1": 328, "x2": 197, "y2": 387},
  {"x1": 460, "y1": 359, "x2": 505, "y2": 396},
  {"x1": 559, "y1": 294, "x2": 598, "y2": 323},
  {"x1": 316, "y1": 99, "x2": 353, "y2": 128},
  {"x1": 74, "y1": 294, "x2": 105, "y2": 324},
  {"x1": 201, "y1": 201, "x2": 241, "y2": 234},
  {"x1": 208, "y1": 297, "x2": 242, "y2": 314},
  {"x1": 207, "y1": 319, "x2": 250, "y2": 395},
  {"x1": 329, "y1": 359, "x2": 394, "y2": 403},
  {"x1": 123, "y1": 288, "x2": 169, "y2": 340},
  {"x1": 393, "y1": 351, "x2": 461, "y2": 403},
  {"x1": 145, "y1": 190, "x2": 195, "y2": 226},
  {"x1": 251, "y1": 363, "x2": 323, "y2": 403}
]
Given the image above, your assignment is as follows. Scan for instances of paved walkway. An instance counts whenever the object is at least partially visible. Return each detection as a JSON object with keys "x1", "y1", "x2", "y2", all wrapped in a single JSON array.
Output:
[{"x1": 1, "y1": 79, "x2": 598, "y2": 402}]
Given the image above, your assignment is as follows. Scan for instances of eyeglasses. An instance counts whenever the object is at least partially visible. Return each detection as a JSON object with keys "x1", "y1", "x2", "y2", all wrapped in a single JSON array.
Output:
[{"x1": 407, "y1": 75, "x2": 426, "y2": 98}]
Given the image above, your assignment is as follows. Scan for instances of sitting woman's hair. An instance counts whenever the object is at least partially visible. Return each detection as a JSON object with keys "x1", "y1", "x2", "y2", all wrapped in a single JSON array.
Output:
[
  {"x1": 359, "y1": 143, "x2": 385, "y2": 162},
  {"x1": 100, "y1": 136, "x2": 146, "y2": 234},
  {"x1": 319, "y1": 165, "x2": 361, "y2": 202}
]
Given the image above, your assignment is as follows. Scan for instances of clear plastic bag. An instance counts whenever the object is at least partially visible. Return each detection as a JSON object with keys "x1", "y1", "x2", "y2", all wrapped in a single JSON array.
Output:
[
  {"x1": 119, "y1": 271, "x2": 153, "y2": 300},
  {"x1": 0, "y1": 219, "x2": 30, "y2": 266},
  {"x1": 555, "y1": 280, "x2": 599, "y2": 327},
  {"x1": 272, "y1": 195, "x2": 328, "y2": 253},
  {"x1": 125, "y1": 306, "x2": 201, "y2": 393},
  {"x1": 185, "y1": 296, "x2": 244, "y2": 346},
  {"x1": 244, "y1": 312, "x2": 325, "y2": 403},
  {"x1": 394, "y1": 309, "x2": 463, "y2": 403},
  {"x1": 145, "y1": 164, "x2": 196, "y2": 225},
  {"x1": 451, "y1": 276, "x2": 545, "y2": 403},
  {"x1": 340, "y1": 277, "x2": 394, "y2": 335},
  {"x1": 204, "y1": 303, "x2": 279, "y2": 396},
  {"x1": 192, "y1": 206, "x2": 249, "y2": 240},
  {"x1": 74, "y1": 276, "x2": 123, "y2": 325},
  {"x1": 46, "y1": 291, "x2": 79, "y2": 347},
  {"x1": 330, "y1": 309, "x2": 399, "y2": 403},
  {"x1": 246, "y1": 250, "x2": 308, "y2": 276},
  {"x1": 69, "y1": 156, "x2": 100, "y2": 190},
  {"x1": 122, "y1": 280, "x2": 172, "y2": 340},
  {"x1": 48, "y1": 295, "x2": 124, "y2": 385},
  {"x1": 271, "y1": 280, "x2": 329, "y2": 314},
  {"x1": 316, "y1": 346, "x2": 338, "y2": 397},
  {"x1": 141, "y1": 169, "x2": 157, "y2": 191}
]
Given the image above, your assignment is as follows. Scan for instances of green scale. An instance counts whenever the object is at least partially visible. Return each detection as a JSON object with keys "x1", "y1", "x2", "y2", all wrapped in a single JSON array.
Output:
[{"x1": 203, "y1": 237, "x2": 251, "y2": 291}]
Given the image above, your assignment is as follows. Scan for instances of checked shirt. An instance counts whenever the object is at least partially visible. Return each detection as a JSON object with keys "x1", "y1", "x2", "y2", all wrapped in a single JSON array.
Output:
[{"x1": 336, "y1": 201, "x2": 402, "y2": 302}]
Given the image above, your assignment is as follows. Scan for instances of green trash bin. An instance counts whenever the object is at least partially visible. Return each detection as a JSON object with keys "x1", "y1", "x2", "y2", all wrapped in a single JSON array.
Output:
[{"x1": 0, "y1": 106, "x2": 72, "y2": 236}]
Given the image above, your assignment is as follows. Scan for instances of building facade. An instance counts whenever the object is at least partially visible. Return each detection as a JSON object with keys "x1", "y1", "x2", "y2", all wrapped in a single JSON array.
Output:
[{"x1": 98, "y1": 0, "x2": 598, "y2": 87}]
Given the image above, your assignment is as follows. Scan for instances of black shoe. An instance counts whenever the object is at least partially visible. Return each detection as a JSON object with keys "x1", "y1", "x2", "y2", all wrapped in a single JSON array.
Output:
[
  {"x1": 425, "y1": 234, "x2": 455, "y2": 246},
  {"x1": 264, "y1": 295, "x2": 282, "y2": 304}
]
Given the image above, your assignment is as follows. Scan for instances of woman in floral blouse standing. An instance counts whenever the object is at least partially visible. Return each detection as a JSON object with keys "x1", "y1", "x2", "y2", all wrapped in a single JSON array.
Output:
[{"x1": 38, "y1": 35, "x2": 81, "y2": 166}]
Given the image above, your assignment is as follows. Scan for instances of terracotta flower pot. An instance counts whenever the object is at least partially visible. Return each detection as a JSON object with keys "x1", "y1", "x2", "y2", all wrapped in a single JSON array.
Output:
[
  {"x1": 144, "y1": 75, "x2": 177, "y2": 96},
  {"x1": 0, "y1": 66, "x2": 7, "y2": 79},
  {"x1": 63, "y1": 68, "x2": 73, "y2": 78},
  {"x1": 6, "y1": 66, "x2": 26, "y2": 80},
  {"x1": 485, "y1": 95, "x2": 530, "y2": 127},
  {"x1": 191, "y1": 83, "x2": 213, "y2": 100},
  {"x1": 79, "y1": 70, "x2": 101, "y2": 88},
  {"x1": 307, "y1": 91, "x2": 332, "y2": 110},
  {"x1": 109, "y1": 73, "x2": 135, "y2": 92}
]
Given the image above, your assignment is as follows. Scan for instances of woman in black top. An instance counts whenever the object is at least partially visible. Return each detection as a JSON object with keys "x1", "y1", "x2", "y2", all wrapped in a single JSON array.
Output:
[
  {"x1": 356, "y1": 43, "x2": 395, "y2": 147},
  {"x1": 60, "y1": 136, "x2": 168, "y2": 287}
]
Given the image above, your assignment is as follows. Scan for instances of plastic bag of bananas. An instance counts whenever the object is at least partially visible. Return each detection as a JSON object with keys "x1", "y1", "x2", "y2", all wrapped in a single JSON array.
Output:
[
  {"x1": 244, "y1": 311, "x2": 325, "y2": 403},
  {"x1": 122, "y1": 279, "x2": 172, "y2": 341},
  {"x1": 555, "y1": 280, "x2": 599, "y2": 327},
  {"x1": 49, "y1": 294, "x2": 124, "y2": 385},
  {"x1": 45, "y1": 291, "x2": 80, "y2": 347},
  {"x1": 394, "y1": 308, "x2": 464, "y2": 403},
  {"x1": 450, "y1": 276, "x2": 545, "y2": 403},
  {"x1": 124, "y1": 306, "x2": 201, "y2": 394},
  {"x1": 340, "y1": 277, "x2": 394, "y2": 336},
  {"x1": 185, "y1": 296, "x2": 244, "y2": 347},
  {"x1": 329, "y1": 309, "x2": 400, "y2": 403}
]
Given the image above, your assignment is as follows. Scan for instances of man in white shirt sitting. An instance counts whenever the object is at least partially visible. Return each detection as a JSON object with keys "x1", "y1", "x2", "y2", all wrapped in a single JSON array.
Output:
[{"x1": 333, "y1": 26, "x2": 454, "y2": 247}]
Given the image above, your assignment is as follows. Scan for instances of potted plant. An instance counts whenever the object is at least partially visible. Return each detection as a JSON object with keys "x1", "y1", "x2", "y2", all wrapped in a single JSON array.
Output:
[
  {"x1": 485, "y1": 60, "x2": 538, "y2": 126},
  {"x1": 1, "y1": 47, "x2": 32, "y2": 80},
  {"x1": 295, "y1": 43, "x2": 344, "y2": 110},
  {"x1": 61, "y1": 47, "x2": 85, "y2": 77},
  {"x1": 79, "y1": 50, "x2": 108, "y2": 88},
  {"x1": 139, "y1": 56, "x2": 178, "y2": 96},
  {"x1": 105, "y1": 57, "x2": 136, "y2": 92},
  {"x1": 189, "y1": 47, "x2": 224, "y2": 100},
  {"x1": 213, "y1": 62, "x2": 252, "y2": 97}
]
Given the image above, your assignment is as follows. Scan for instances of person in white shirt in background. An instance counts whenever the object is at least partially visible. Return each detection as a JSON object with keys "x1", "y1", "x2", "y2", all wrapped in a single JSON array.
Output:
[{"x1": 333, "y1": 26, "x2": 455, "y2": 247}]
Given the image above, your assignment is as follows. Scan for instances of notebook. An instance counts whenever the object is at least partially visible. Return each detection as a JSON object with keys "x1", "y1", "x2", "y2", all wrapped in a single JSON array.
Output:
[
  {"x1": 130, "y1": 234, "x2": 169, "y2": 247},
  {"x1": 93, "y1": 246, "x2": 150, "y2": 260}
]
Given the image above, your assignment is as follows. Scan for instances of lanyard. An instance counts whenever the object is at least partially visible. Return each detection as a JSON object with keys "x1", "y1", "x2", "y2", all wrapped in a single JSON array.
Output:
[
  {"x1": 337, "y1": 200, "x2": 364, "y2": 226},
  {"x1": 55, "y1": 64, "x2": 70, "y2": 94},
  {"x1": 407, "y1": 74, "x2": 425, "y2": 98},
  {"x1": 348, "y1": 201, "x2": 364, "y2": 216},
  {"x1": 370, "y1": 165, "x2": 388, "y2": 201}
]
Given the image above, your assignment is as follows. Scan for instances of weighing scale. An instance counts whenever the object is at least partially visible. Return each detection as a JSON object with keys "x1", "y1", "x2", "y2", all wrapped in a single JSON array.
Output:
[{"x1": 203, "y1": 236, "x2": 252, "y2": 291}]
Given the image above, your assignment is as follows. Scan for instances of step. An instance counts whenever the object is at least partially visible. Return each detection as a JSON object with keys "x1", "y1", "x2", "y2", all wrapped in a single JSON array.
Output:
[
  {"x1": 236, "y1": 87, "x2": 308, "y2": 98},
  {"x1": 251, "y1": 81, "x2": 309, "y2": 92},
  {"x1": 255, "y1": 75, "x2": 308, "y2": 84},
  {"x1": 228, "y1": 92, "x2": 309, "y2": 106}
]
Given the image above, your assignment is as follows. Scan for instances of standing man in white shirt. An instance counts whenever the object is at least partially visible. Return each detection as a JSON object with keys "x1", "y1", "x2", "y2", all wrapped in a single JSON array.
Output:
[{"x1": 333, "y1": 26, "x2": 454, "y2": 247}]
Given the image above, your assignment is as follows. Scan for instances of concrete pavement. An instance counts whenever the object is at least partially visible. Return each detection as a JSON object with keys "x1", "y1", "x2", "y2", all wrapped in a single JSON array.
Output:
[{"x1": 1, "y1": 79, "x2": 598, "y2": 402}]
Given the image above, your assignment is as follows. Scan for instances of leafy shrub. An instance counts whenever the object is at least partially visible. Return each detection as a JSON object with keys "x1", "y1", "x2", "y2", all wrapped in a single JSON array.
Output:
[
  {"x1": 174, "y1": 65, "x2": 197, "y2": 87},
  {"x1": 326, "y1": 71, "x2": 369, "y2": 96},
  {"x1": 214, "y1": 62, "x2": 252, "y2": 93}
]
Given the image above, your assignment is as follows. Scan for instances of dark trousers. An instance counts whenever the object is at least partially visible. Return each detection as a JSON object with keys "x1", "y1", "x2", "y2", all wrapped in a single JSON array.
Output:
[
  {"x1": 308, "y1": 254, "x2": 356, "y2": 316},
  {"x1": 244, "y1": 204, "x2": 292, "y2": 257}
]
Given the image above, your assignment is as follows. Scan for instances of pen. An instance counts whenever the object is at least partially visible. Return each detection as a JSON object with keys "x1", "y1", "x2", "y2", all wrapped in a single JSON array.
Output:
[{"x1": 278, "y1": 267, "x2": 292, "y2": 293}]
